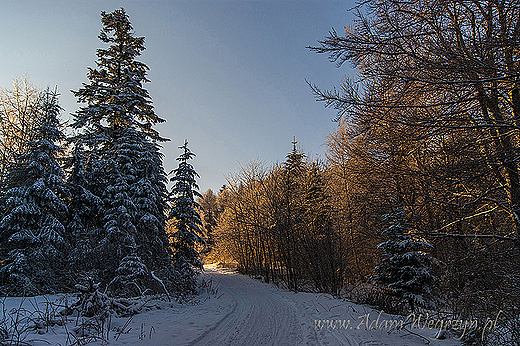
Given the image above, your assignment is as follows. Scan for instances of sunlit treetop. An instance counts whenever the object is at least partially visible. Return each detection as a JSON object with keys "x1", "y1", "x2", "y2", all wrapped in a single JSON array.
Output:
[{"x1": 72, "y1": 7, "x2": 166, "y2": 142}]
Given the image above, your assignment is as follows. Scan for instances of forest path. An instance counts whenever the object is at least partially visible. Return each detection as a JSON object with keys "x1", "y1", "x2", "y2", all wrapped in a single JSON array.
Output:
[
  {"x1": 188, "y1": 265, "x2": 461, "y2": 346},
  {"x1": 190, "y1": 266, "x2": 311, "y2": 345}
]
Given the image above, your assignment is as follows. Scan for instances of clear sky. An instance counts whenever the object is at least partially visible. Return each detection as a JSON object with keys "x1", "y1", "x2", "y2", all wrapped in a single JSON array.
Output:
[{"x1": 1, "y1": 0, "x2": 355, "y2": 193}]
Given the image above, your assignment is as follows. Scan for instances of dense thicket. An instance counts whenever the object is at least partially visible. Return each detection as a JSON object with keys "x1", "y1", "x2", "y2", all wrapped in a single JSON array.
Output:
[
  {"x1": 305, "y1": 0, "x2": 520, "y2": 344},
  {"x1": 209, "y1": 142, "x2": 346, "y2": 295}
]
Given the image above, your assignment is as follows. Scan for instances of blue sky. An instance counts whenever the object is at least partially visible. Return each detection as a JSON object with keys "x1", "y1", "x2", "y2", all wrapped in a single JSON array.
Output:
[{"x1": 1, "y1": 0, "x2": 354, "y2": 192}]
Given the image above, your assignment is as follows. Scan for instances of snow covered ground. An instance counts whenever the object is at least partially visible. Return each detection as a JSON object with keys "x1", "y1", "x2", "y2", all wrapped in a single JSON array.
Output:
[{"x1": 1, "y1": 264, "x2": 463, "y2": 345}]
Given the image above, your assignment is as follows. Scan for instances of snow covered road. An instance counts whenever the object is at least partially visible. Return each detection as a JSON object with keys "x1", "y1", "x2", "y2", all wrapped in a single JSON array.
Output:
[
  {"x1": 187, "y1": 265, "x2": 461, "y2": 346},
  {"x1": 190, "y1": 267, "x2": 305, "y2": 345},
  {"x1": 1, "y1": 265, "x2": 462, "y2": 345}
]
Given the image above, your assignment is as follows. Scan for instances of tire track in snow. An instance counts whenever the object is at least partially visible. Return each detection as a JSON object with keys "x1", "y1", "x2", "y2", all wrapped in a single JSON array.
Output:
[{"x1": 190, "y1": 268, "x2": 305, "y2": 346}]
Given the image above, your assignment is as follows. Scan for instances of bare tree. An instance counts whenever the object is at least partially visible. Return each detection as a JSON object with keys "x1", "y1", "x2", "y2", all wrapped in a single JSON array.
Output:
[
  {"x1": 212, "y1": 146, "x2": 346, "y2": 295},
  {"x1": 310, "y1": 0, "x2": 520, "y2": 237},
  {"x1": 0, "y1": 77, "x2": 44, "y2": 179},
  {"x1": 311, "y1": 1, "x2": 520, "y2": 342}
]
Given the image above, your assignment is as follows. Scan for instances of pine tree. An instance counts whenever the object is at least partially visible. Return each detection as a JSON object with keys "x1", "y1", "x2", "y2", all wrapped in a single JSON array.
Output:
[
  {"x1": 0, "y1": 88, "x2": 69, "y2": 295},
  {"x1": 284, "y1": 138, "x2": 306, "y2": 187},
  {"x1": 167, "y1": 140, "x2": 204, "y2": 294},
  {"x1": 373, "y1": 203, "x2": 440, "y2": 312},
  {"x1": 70, "y1": 8, "x2": 173, "y2": 295}
]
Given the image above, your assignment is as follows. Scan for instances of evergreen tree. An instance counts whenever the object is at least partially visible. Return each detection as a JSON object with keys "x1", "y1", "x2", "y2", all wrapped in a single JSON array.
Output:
[
  {"x1": 65, "y1": 143, "x2": 104, "y2": 273},
  {"x1": 284, "y1": 138, "x2": 306, "y2": 188},
  {"x1": 199, "y1": 189, "x2": 219, "y2": 252},
  {"x1": 0, "y1": 88, "x2": 69, "y2": 295},
  {"x1": 70, "y1": 8, "x2": 173, "y2": 294},
  {"x1": 301, "y1": 162, "x2": 343, "y2": 295},
  {"x1": 132, "y1": 140, "x2": 170, "y2": 271},
  {"x1": 72, "y1": 8, "x2": 165, "y2": 142},
  {"x1": 167, "y1": 140, "x2": 204, "y2": 293},
  {"x1": 278, "y1": 138, "x2": 306, "y2": 290},
  {"x1": 373, "y1": 203, "x2": 439, "y2": 312}
]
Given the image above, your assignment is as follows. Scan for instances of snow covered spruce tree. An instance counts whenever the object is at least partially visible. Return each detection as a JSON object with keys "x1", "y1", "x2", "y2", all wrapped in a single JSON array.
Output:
[
  {"x1": 70, "y1": 8, "x2": 174, "y2": 296},
  {"x1": 0, "y1": 88, "x2": 69, "y2": 295},
  {"x1": 372, "y1": 203, "x2": 440, "y2": 312},
  {"x1": 64, "y1": 144, "x2": 104, "y2": 273},
  {"x1": 167, "y1": 140, "x2": 204, "y2": 294}
]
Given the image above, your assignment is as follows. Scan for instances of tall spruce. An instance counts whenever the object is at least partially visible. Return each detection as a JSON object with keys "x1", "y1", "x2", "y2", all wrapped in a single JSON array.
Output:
[
  {"x1": 0, "y1": 89, "x2": 69, "y2": 295},
  {"x1": 70, "y1": 8, "x2": 173, "y2": 294},
  {"x1": 167, "y1": 140, "x2": 204, "y2": 293},
  {"x1": 372, "y1": 203, "x2": 439, "y2": 312}
]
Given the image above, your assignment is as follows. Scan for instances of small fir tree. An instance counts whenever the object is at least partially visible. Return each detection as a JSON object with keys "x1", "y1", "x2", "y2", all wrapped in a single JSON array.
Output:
[
  {"x1": 110, "y1": 253, "x2": 149, "y2": 297},
  {"x1": 0, "y1": 89, "x2": 69, "y2": 295},
  {"x1": 167, "y1": 140, "x2": 204, "y2": 293},
  {"x1": 373, "y1": 203, "x2": 440, "y2": 312}
]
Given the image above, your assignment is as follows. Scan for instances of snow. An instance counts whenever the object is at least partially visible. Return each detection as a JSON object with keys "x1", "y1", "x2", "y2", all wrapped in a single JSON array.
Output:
[{"x1": 1, "y1": 265, "x2": 462, "y2": 346}]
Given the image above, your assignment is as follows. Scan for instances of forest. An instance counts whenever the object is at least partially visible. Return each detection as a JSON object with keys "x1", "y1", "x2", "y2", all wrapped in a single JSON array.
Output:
[
  {"x1": 1, "y1": 2, "x2": 520, "y2": 346},
  {"x1": 199, "y1": 1, "x2": 520, "y2": 345},
  {"x1": 0, "y1": 8, "x2": 205, "y2": 301}
]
